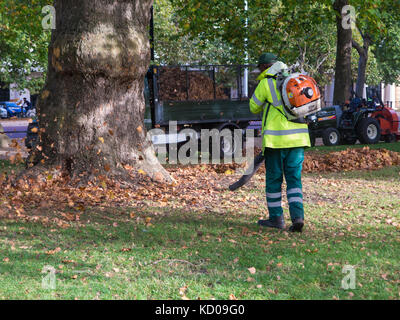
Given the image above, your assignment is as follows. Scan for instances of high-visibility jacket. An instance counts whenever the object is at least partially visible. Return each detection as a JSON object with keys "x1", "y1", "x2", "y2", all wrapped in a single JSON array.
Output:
[{"x1": 250, "y1": 67, "x2": 311, "y2": 149}]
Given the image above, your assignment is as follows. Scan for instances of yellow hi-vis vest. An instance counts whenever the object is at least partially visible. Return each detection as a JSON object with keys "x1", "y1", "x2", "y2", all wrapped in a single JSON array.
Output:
[{"x1": 250, "y1": 68, "x2": 311, "y2": 149}]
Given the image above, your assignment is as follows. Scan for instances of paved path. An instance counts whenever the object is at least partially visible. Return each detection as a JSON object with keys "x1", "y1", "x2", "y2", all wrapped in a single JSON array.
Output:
[
  {"x1": 0, "y1": 148, "x2": 29, "y2": 160},
  {"x1": 0, "y1": 119, "x2": 29, "y2": 139},
  {"x1": 0, "y1": 119, "x2": 30, "y2": 159}
]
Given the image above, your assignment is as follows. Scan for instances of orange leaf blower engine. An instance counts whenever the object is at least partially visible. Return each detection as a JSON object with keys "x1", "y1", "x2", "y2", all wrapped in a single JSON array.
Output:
[{"x1": 280, "y1": 73, "x2": 322, "y2": 120}]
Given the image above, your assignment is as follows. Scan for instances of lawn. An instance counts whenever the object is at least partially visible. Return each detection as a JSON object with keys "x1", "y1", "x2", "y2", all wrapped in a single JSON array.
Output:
[
  {"x1": 0, "y1": 154, "x2": 399, "y2": 300},
  {"x1": 309, "y1": 141, "x2": 400, "y2": 154}
]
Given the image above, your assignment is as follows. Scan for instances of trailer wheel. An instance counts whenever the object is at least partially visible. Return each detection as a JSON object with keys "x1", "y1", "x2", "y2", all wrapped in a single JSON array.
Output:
[
  {"x1": 219, "y1": 129, "x2": 242, "y2": 159},
  {"x1": 357, "y1": 118, "x2": 381, "y2": 144},
  {"x1": 207, "y1": 124, "x2": 243, "y2": 160},
  {"x1": 322, "y1": 128, "x2": 340, "y2": 146}
]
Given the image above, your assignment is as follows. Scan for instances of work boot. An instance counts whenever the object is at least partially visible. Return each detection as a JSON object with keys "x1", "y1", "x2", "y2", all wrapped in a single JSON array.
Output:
[
  {"x1": 289, "y1": 218, "x2": 304, "y2": 233},
  {"x1": 258, "y1": 216, "x2": 285, "y2": 230}
]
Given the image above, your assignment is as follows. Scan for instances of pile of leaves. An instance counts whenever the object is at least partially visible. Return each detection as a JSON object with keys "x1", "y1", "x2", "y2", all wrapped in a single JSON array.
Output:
[
  {"x1": 1, "y1": 146, "x2": 400, "y2": 228},
  {"x1": 0, "y1": 164, "x2": 245, "y2": 227},
  {"x1": 158, "y1": 67, "x2": 228, "y2": 101},
  {"x1": 198, "y1": 146, "x2": 400, "y2": 175},
  {"x1": 243, "y1": 146, "x2": 400, "y2": 174},
  {"x1": 303, "y1": 147, "x2": 400, "y2": 173}
]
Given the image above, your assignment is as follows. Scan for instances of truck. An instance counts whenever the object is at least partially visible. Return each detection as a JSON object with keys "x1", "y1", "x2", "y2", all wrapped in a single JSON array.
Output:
[
  {"x1": 27, "y1": 65, "x2": 262, "y2": 155},
  {"x1": 307, "y1": 87, "x2": 400, "y2": 146},
  {"x1": 144, "y1": 64, "x2": 260, "y2": 156}
]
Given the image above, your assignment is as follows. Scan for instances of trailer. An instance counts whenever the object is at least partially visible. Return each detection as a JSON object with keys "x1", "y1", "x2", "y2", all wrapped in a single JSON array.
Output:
[{"x1": 145, "y1": 65, "x2": 261, "y2": 157}]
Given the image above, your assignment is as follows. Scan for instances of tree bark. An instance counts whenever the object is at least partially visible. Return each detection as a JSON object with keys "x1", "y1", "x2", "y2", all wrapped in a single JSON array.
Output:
[
  {"x1": 333, "y1": 0, "x2": 353, "y2": 105},
  {"x1": 28, "y1": 0, "x2": 171, "y2": 183},
  {"x1": 353, "y1": 32, "x2": 371, "y2": 98}
]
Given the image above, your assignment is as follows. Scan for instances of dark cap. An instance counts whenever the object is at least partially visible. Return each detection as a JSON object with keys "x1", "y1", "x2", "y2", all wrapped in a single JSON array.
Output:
[{"x1": 258, "y1": 53, "x2": 278, "y2": 66}]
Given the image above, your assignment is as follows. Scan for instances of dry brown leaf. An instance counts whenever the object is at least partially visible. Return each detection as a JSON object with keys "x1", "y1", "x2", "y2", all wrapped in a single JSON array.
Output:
[{"x1": 248, "y1": 267, "x2": 256, "y2": 274}]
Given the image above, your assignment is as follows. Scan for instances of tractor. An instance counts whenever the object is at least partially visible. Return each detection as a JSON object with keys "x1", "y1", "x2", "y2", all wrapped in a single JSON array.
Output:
[{"x1": 308, "y1": 88, "x2": 400, "y2": 146}]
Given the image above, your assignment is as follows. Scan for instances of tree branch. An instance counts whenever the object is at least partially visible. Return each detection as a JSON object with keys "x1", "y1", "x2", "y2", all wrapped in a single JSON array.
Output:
[
  {"x1": 352, "y1": 39, "x2": 364, "y2": 56},
  {"x1": 356, "y1": 23, "x2": 365, "y2": 40}
]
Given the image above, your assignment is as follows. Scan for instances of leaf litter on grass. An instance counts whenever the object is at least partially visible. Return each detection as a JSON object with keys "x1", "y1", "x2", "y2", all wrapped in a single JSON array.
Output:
[{"x1": 0, "y1": 147, "x2": 399, "y2": 230}]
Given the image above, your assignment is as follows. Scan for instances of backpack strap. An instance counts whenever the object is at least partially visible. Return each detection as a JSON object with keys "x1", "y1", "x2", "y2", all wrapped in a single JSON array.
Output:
[{"x1": 263, "y1": 102, "x2": 271, "y2": 126}]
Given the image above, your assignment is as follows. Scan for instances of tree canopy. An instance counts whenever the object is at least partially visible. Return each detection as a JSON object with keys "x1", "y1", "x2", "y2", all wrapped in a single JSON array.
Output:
[
  {"x1": 1, "y1": 0, "x2": 399, "y2": 96},
  {"x1": 172, "y1": 0, "x2": 400, "y2": 90}
]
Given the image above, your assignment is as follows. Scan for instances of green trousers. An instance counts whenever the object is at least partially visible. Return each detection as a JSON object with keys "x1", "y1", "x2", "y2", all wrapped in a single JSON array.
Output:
[{"x1": 264, "y1": 147, "x2": 305, "y2": 220}]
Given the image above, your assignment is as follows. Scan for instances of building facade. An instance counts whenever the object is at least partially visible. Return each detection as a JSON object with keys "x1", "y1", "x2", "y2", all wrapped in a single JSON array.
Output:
[{"x1": 324, "y1": 80, "x2": 400, "y2": 110}]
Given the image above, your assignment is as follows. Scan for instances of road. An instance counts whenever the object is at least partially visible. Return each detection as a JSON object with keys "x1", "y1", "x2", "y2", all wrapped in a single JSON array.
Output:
[
  {"x1": 0, "y1": 119, "x2": 30, "y2": 159},
  {"x1": 0, "y1": 119, "x2": 29, "y2": 139}
]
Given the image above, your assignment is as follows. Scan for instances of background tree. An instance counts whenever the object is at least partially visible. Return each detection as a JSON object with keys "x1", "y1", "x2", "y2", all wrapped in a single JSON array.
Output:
[
  {"x1": 173, "y1": 0, "x2": 400, "y2": 104},
  {"x1": 153, "y1": 0, "x2": 233, "y2": 65},
  {"x1": 173, "y1": 0, "x2": 342, "y2": 100},
  {"x1": 374, "y1": 22, "x2": 400, "y2": 86},
  {"x1": 28, "y1": 0, "x2": 171, "y2": 183},
  {"x1": 332, "y1": 0, "x2": 353, "y2": 104},
  {"x1": 0, "y1": 0, "x2": 52, "y2": 93},
  {"x1": 350, "y1": 0, "x2": 400, "y2": 98}
]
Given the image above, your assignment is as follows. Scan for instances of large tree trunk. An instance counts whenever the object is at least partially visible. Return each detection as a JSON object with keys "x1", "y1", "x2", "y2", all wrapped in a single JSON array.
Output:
[
  {"x1": 28, "y1": 0, "x2": 171, "y2": 183},
  {"x1": 333, "y1": 0, "x2": 353, "y2": 104}
]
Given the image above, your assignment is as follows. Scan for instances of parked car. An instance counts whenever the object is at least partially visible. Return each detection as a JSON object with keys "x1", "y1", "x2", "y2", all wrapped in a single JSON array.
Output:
[
  {"x1": 26, "y1": 108, "x2": 36, "y2": 118},
  {"x1": 0, "y1": 105, "x2": 7, "y2": 118},
  {"x1": 0, "y1": 101, "x2": 27, "y2": 118}
]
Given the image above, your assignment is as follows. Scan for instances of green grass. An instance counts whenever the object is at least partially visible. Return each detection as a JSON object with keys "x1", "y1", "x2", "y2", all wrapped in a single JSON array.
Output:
[
  {"x1": 1, "y1": 162, "x2": 399, "y2": 300},
  {"x1": 305, "y1": 165, "x2": 400, "y2": 181},
  {"x1": 0, "y1": 159, "x2": 24, "y2": 175},
  {"x1": 308, "y1": 142, "x2": 400, "y2": 154}
]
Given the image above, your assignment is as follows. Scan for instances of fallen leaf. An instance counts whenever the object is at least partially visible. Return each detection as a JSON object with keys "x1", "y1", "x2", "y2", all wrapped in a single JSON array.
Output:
[
  {"x1": 46, "y1": 247, "x2": 61, "y2": 255},
  {"x1": 229, "y1": 294, "x2": 237, "y2": 300},
  {"x1": 248, "y1": 267, "x2": 256, "y2": 274},
  {"x1": 179, "y1": 286, "x2": 188, "y2": 296}
]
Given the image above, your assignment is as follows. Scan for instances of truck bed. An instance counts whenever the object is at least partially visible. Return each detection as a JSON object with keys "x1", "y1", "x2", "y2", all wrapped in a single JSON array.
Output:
[
  {"x1": 154, "y1": 99, "x2": 259, "y2": 126},
  {"x1": 149, "y1": 65, "x2": 261, "y2": 127}
]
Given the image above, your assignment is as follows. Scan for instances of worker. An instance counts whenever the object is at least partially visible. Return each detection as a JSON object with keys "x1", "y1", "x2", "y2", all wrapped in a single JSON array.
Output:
[{"x1": 250, "y1": 53, "x2": 311, "y2": 232}]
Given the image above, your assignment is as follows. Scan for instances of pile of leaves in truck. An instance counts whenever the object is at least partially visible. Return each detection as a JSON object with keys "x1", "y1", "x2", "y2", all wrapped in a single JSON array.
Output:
[{"x1": 158, "y1": 67, "x2": 228, "y2": 101}]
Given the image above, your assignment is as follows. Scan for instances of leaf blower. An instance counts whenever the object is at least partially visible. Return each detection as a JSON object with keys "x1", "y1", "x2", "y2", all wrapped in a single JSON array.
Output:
[{"x1": 229, "y1": 152, "x2": 265, "y2": 191}]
